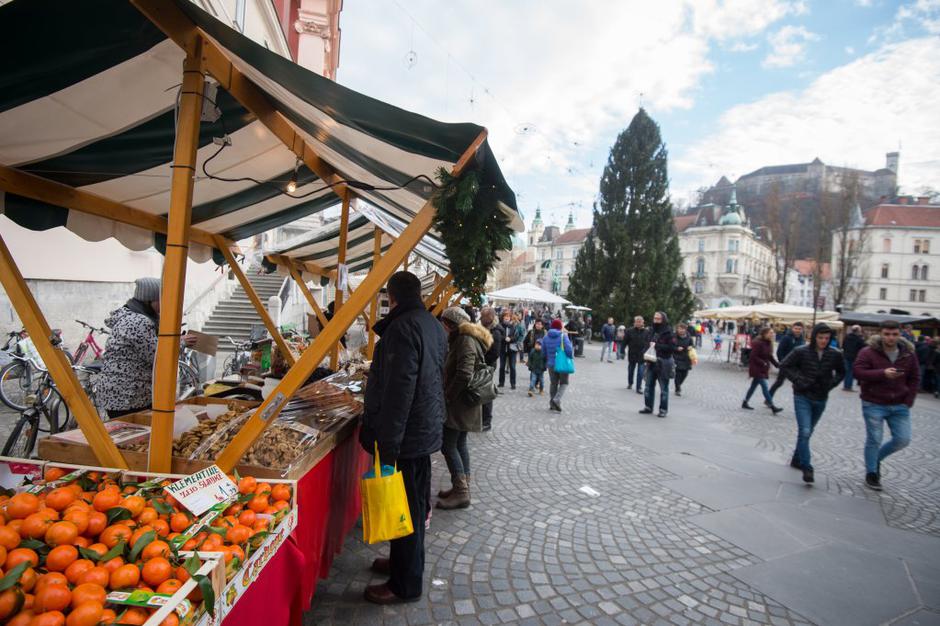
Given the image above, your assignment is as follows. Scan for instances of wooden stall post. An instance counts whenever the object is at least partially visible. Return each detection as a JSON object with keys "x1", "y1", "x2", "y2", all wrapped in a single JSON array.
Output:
[
  {"x1": 150, "y1": 36, "x2": 206, "y2": 473},
  {"x1": 367, "y1": 227, "x2": 382, "y2": 359},
  {"x1": 0, "y1": 234, "x2": 128, "y2": 468},
  {"x1": 215, "y1": 237, "x2": 295, "y2": 367},
  {"x1": 433, "y1": 285, "x2": 459, "y2": 316},
  {"x1": 330, "y1": 193, "x2": 351, "y2": 370},
  {"x1": 287, "y1": 263, "x2": 329, "y2": 330},
  {"x1": 423, "y1": 272, "x2": 453, "y2": 309}
]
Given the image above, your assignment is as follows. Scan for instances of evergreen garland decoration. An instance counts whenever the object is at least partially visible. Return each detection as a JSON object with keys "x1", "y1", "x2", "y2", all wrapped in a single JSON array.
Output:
[{"x1": 432, "y1": 167, "x2": 513, "y2": 305}]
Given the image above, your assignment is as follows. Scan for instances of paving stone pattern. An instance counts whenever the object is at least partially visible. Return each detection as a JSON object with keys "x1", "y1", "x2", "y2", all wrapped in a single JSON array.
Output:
[{"x1": 306, "y1": 338, "x2": 940, "y2": 625}]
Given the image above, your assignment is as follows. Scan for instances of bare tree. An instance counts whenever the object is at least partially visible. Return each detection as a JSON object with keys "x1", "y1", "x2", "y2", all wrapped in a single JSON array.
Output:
[
  {"x1": 764, "y1": 182, "x2": 800, "y2": 303},
  {"x1": 822, "y1": 172, "x2": 869, "y2": 310}
]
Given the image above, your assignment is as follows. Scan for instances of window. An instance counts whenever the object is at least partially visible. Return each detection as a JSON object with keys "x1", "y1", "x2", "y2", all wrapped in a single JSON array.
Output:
[
  {"x1": 910, "y1": 289, "x2": 918, "y2": 302},
  {"x1": 555, "y1": 249, "x2": 563, "y2": 260},
  {"x1": 924, "y1": 265, "x2": 930, "y2": 280},
  {"x1": 883, "y1": 238, "x2": 892, "y2": 253},
  {"x1": 696, "y1": 257, "x2": 705, "y2": 276},
  {"x1": 913, "y1": 265, "x2": 920, "y2": 280},
  {"x1": 920, "y1": 290, "x2": 927, "y2": 302},
  {"x1": 881, "y1": 264, "x2": 889, "y2": 278},
  {"x1": 880, "y1": 288, "x2": 888, "y2": 300},
  {"x1": 694, "y1": 281, "x2": 704, "y2": 294},
  {"x1": 728, "y1": 240, "x2": 739, "y2": 253},
  {"x1": 726, "y1": 258, "x2": 735, "y2": 273},
  {"x1": 914, "y1": 240, "x2": 921, "y2": 254},
  {"x1": 698, "y1": 239, "x2": 705, "y2": 252},
  {"x1": 914, "y1": 239, "x2": 930, "y2": 254}
]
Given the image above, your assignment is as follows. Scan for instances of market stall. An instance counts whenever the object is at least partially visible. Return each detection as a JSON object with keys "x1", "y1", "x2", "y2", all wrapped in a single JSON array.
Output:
[{"x1": 0, "y1": 0, "x2": 519, "y2": 623}]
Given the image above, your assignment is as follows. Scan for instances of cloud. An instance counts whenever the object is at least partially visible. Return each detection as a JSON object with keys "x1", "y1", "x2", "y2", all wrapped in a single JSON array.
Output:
[
  {"x1": 845, "y1": 46, "x2": 856, "y2": 54},
  {"x1": 870, "y1": 0, "x2": 940, "y2": 43},
  {"x1": 689, "y1": 0, "x2": 809, "y2": 39},
  {"x1": 729, "y1": 41, "x2": 760, "y2": 52},
  {"x1": 673, "y1": 37, "x2": 940, "y2": 195},
  {"x1": 763, "y1": 25, "x2": 820, "y2": 68}
]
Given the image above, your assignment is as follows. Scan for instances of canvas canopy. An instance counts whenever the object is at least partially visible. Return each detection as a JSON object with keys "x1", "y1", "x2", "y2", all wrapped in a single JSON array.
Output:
[
  {"x1": 487, "y1": 282, "x2": 571, "y2": 305},
  {"x1": 695, "y1": 302, "x2": 842, "y2": 327},
  {"x1": 0, "y1": 0, "x2": 521, "y2": 264}
]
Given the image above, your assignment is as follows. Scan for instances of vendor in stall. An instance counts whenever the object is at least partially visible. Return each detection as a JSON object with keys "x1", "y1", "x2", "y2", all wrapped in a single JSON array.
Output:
[{"x1": 98, "y1": 277, "x2": 197, "y2": 419}]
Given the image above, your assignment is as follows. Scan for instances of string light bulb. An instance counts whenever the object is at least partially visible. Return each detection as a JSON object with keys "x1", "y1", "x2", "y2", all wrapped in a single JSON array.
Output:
[{"x1": 286, "y1": 157, "x2": 301, "y2": 193}]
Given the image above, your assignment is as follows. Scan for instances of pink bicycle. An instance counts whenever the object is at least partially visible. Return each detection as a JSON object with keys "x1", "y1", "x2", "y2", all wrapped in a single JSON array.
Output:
[{"x1": 72, "y1": 320, "x2": 108, "y2": 364}]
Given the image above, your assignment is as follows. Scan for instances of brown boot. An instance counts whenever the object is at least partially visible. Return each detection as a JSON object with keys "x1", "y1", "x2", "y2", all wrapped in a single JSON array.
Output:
[
  {"x1": 437, "y1": 474, "x2": 470, "y2": 498},
  {"x1": 436, "y1": 474, "x2": 470, "y2": 509}
]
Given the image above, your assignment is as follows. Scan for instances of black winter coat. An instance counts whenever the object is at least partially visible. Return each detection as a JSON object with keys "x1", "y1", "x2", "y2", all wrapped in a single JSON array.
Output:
[
  {"x1": 674, "y1": 334, "x2": 693, "y2": 370},
  {"x1": 650, "y1": 322, "x2": 676, "y2": 360},
  {"x1": 842, "y1": 333, "x2": 865, "y2": 363},
  {"x1": 775, "y1": 332, "x2": 804, "y2": 361},
  {"x1": 779, "y1": 345, "x2": 846, "y2": 401},
  {"x1": 361, "y1": 299, "x2": 448, "y2": 462},
  {"x1": 484, "y1": 323, "x2": 503, "y2": 366},
  {"x1": 625, "y1": 327, "x2": 650, "y2": 361}
]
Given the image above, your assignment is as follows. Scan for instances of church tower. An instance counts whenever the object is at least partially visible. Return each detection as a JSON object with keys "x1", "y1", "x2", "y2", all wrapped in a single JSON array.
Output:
[
  {"x1": 564, "y1": 211, "x2": 576, "y2": 233},
  {"x1": 528, "y1": 206, "x2": 545, "y2": 246}
]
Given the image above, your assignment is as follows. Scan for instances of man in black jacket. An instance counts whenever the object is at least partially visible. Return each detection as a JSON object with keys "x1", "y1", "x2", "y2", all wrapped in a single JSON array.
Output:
[
  {"x1": 625, "y1": 316, "x2": 650, "y2": 394},
  {"x1": 480, "y1": 306, "x2": 502, "y2": 432},
  {"x1": 842, "y1": 325, "x2": 866, "y2": 391},
  {"x1": 639, "y1": 311, "x2": 675, "y2": 418},
  {"x1": 779, "y1": 323, "x2": 845, "y2": 484},
  {"x1": 360, "y1": 272, "x2": 447, "y2": 604}
]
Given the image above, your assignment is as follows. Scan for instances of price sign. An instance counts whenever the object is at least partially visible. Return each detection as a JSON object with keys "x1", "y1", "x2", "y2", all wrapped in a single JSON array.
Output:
[{"x1": 164, "y1": 465, "x2": 238, "y2": 516}]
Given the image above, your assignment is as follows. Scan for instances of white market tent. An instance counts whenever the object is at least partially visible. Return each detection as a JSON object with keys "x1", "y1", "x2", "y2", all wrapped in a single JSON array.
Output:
[
  {"x1": 694, "y1": 302, "x2": 843, "y2": 328},
  {"x1": 487, "y1": 282, "x2": 571, "y2": 305}
]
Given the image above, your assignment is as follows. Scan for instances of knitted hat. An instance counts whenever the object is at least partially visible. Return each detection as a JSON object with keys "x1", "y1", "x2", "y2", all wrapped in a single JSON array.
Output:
[
  {"x1": 441, "y1": 306, "x2": 470, "y2": 326},
  {"x1": 134, "y1": 277, "x2": 161, "y2": 302},
  {"x1": 550, "y1": 319, "x2": 563, "y2": 330}
]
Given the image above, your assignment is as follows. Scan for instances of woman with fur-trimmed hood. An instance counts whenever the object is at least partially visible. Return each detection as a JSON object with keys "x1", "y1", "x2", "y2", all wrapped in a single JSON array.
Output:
[{"x1": 437, "y1": 307, "x2": 493, "y2": 509}]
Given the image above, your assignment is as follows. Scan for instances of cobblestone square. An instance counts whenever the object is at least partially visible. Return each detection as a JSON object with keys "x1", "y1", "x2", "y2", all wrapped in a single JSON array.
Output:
[{"x1": 307, "y1": 340, "x2": 940, "y2": 625}]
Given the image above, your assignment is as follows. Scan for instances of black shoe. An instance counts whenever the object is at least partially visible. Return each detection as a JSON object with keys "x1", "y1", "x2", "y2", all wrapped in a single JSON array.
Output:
[
  {"x1": 802, "y1": 468, "x2": 814, "y2": 484},
  {"x1": 549, "y1": 401, "x2": 560, "y2": 412},
  {"x1": 498, "y1": 384, "x2": 505, "y2": 388},
  {"x1": 657, "y1": 410, "x2": 667, "y2": 418},
  {"x1": 865, "y1": 472, "x2": 883, "y2": 491},
  {"x1": 771, "y1": 405, "x2": 784, "y2": 414},
  {"x1": 482, "y1": 425, "x2": 492, "y2": 432},
  {"x1": 639, "y1": 407, "x2": 653, "y2": 414},
  {"x1": 636, "y1": 389, "x2": 644, "y2": 394},
  {"x1": 790, "y1": 456, "x2": 802, "y2": 469},
  {"x1": 764, "y1": 400, "x2": 773, "y2": 408},
  {"x1": 628, "y1": 384, "x2": 633, "y2": 390},
  {"x1": 742, "y1": 401, "x2": 754, "y2": 410}
]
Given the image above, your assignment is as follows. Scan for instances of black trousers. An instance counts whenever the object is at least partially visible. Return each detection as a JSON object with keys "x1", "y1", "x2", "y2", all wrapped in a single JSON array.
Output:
[
  {"x1": 387, "y1": 455, "x2": 430, "y2": 600},
  {"x1": 675, "y1": 368, "x2": 689, "y2": 389},
  {"x1": 106, "y1": 406, "x2": 150, "y2": 419},
  {"x1": 482, "y1": 401, "x2": 493, "y2": 429}
]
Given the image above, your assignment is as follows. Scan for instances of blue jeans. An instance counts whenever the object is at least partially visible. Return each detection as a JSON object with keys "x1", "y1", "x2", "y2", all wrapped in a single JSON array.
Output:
[
  {"x1": 862, "y1": 401, "x2": 911, "y2": 474},
  {"x1": 442, "y1": 426, "x2": 470, "y2": 477},
  {"x1": 744, "y1": 378, "x2": 773, "y2": 404},
  {"x1": 528, "y1": 371, "x2": 544, "y2": 392},
  {"x1": 644, "y1": 359, "x2": 672, "y2": 413},
  {"x1": 600, "y1": 341, "x2": 614, "y2": 361},
  {"x1": 628, "y1": 360, "x2": 645, "y2": 390},
  {"x1": 793, "y1": 395, "x2": 827, "y2": 470},
  {"x1": 843, "y1": 358, "x2": 855, "y2": 390}
]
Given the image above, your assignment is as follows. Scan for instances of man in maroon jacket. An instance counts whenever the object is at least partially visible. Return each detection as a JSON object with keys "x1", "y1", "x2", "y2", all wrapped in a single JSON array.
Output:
[{"x1": 853, "y1": 320, "x2": 919, "y2": 491}]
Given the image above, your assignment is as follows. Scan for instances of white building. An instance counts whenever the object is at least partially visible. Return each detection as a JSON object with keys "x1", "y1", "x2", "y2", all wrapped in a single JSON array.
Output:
[
  {"x1": 785, "y1": 259, "x2": 832, "y2": 309},
  {"x1": 519, "y1": 211, "x2": 589, "y2": 296},
  {"x1": 675, "y1": 187, "x2": 775, "y2": 308},
  {"x1": 832, "y1": 197, "x2": 940, "y2": 316}
]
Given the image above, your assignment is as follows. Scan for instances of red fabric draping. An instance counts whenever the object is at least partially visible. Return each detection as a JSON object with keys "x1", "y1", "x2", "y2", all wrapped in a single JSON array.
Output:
[{"x1": 223, "y1": 536, "x2": 305, "y2": 626}]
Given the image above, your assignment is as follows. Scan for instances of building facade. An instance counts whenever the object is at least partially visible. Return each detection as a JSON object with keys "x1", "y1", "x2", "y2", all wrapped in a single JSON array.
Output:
[
  {"x1": 832, "y1": 197, "x2": 940, "y2": 316},
  {"x1": 785, "y1": 259, "x2": 832, "y2": 309},
  {"x1": 675, "y1": 188, "x2": 775, "y2": 308}
]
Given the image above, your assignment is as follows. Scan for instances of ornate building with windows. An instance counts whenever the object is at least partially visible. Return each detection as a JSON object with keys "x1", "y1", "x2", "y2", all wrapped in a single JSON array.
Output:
[{"x1": 674, "y1": 187, "x2": 774, "y2": 308}]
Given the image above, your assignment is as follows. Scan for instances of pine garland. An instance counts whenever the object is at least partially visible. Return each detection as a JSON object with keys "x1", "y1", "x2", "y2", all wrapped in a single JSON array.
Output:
[{"x1": 432, "y1": 167, "x2": 513, "y2": 305}]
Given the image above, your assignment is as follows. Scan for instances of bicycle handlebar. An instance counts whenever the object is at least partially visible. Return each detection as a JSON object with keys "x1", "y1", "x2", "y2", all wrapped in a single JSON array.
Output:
[{"x1": 75, "y1": 320, "x2": 108, "y2": 334}]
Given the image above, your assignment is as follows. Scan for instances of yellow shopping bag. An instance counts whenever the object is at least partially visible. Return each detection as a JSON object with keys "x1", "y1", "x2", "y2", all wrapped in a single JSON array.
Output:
[{"x1": 361, "y1": 443, "x2": 414, "y2": 544}]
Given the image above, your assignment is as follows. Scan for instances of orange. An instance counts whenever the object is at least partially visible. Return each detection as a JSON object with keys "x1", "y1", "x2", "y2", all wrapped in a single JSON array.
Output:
[
  {"x1": 0, "y1": 544, "x2": 7, "y2": 567},
  {"x1": 254, "y1": 482, "x2": 272, "y2": 496},
  {"x1": 76, "y1": 567, "x2": 109, "y2": 588},
  {"x1": 200, "y1": 534, "x2": 223, "y2": 551},
  {"x1": 69, "y1": 583, "x2": 107, "y2": 609},
  {"x1": 151, "y1": 520, "x2": 170, "y2": 538},
  {"x1": 100, "y1": 556, "x2": 124, "y2": 574},
  {"x1": 21, "y1": 514, "x2": 53, "y2": 540},
  {"x1": 72, "y1": 536, "x2": 90, "y2": 549},
  {"x1": 228, "y1": 545, "x2": 245, "y2": 563},
  {"x1": 0, "y1": 587, "x2": 24, "y2": 620},
  {"x1": 43, "y1": 468, "x2": 66, "y2": 482},
  {"x1": 118, "y1": 607, "x2": 149, "y2": 625},
  {"x1": 33, "y1": 584, "x2": 71, "y2": 612},
  {"x1": 237, "y1": 476, "x2": 257, "y2": 495},
  {"x1": 19, "y1": 567, "x2": 37, "y2": 592},
  {"x1": 6, "y1": 610, "x2": 34, "y2": 626},
  {"x1": 7, "y1": 520, "x2": 24, "y2": 537},
  {"x1": 99, "y1": 609, "x2": 117, "y2": 624},
  {"x1": 155, "y1": 579, "x2": 183, "y2": 595},
  {"x1": 121, "y1": 496, "x2": 145, "y2": 519},
  {"x1": 247, "y1": 495, "x2": 268, "y2": 513},
  {"x1": 44, "y1": 545, "x2": 78, "y2": 572},
  {"x1": 34, "y1": 509, "x2": 59, "y2": 522},
  {"x1": 22, "y1": 592, "x2": 33, "y2": 610},
  {"x1": 84, "y1": 543, "x2": 107, "y2": 559},
  {"x1": 273, "y1": 501, "x2": 289, "y2": 512},
  {"x1": 65, "y1": 600, "x2": 104, "y2": 626},
  {"x1": 237, "y1": 510, "x2": 256, "y2": 527},
  {"x1": 225, "y1": 525, "x2": 251, "y2": 545},
  {"x1": 174, "y1": 565, "x2": 190, "y2": 584},
  {"x1": 6, "y1": 494, "x2": 40, "y2": 520},
  {"x1": 44, "y1": 522, "x2": 78, "y2": 547},
  {"x1": 159, "y1": 612, "x2": 180, "y2": 626},
  {"x1": 141, "y1": 557, "x2": 171, "y2": 587},
  {"x1": 0, "y1": 525, "x2": 21, "y2": 549},
  {"x1": 83, "y1": 513, "x2": 106, "y2": 538},
  {"x1": 137, "y1": 507, "x2": 158, "y2": 526},
  {"x1": 219, "y1": 546, "x2": 234, "y2": 563},
  {"x1": 128, "y1": 526, "x2": 154, "y2": 548},
  {"x1": 30, "y1": 611, "x2": 66, "y2": 626},
  {"x1": 271, "y1": 484, "x2": 291, "y2": 502},
  {"x1": 99, "y1": 525, "x2": 131, "y2": 549},
  {"x1": 61, "y1": 510, "x2": 88, "y2": 536},
  {"x1": 91, "y1": 489, "x2": 120, "y2": 513},
  {"x1": 43, "y1": 489, "x2": 75, "y2": 512},
  {"x1": 109, "y1": 563, "x2": 140, "y2": 590},
  {"x1": 252, "y1": 519, "x2": 270, "y2": 531},
  {"x1": 169, "y1": 513, "x2": 190, "y2": 533},
  {"x1": 181, "y1": 538, "x2": 197, "y2": 551},
  {"x1": 5, "y1": 548, "x2": 39, "y2": 569},
  {"x1": 33, "y1": 573, "x2": 68, "y2": 594},
  {"x1": 63, "y1": 559, "x2": 93, "y2": 585},
  {"x1": 141, "y1": 541, "x2": 170, "y2": 561}
]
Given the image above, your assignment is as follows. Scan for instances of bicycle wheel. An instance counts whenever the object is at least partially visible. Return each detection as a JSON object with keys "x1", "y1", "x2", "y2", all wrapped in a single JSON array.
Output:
[
  {"x1": 2, "y1": 413, "x2": 39, "y2": 458},
  {"x1": 0, "y1": 362, "x2": 30, "y2": 411},
  {"x1": 45, "y1": 389, "x2": 71, "y2": 433},
  {"x1": 177, "y1": 362, "x2": 201, "y2": 400}
]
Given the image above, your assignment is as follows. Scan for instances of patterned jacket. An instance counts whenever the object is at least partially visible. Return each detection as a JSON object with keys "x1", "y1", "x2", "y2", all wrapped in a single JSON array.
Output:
[{"x1": 98, "y1": 305, "x2": 157, "y2": 411}]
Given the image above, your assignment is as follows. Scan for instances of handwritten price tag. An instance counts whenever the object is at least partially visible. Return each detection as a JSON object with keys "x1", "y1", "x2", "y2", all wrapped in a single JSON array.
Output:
[{"x1": 164, "y1": 465, "x2": 238, "y2": 516}]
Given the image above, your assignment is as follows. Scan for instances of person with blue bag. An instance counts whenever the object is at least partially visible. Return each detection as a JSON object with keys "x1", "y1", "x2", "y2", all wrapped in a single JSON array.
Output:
[
  {"x1": 359, "y1": 271, "x2": 447, "y2": 605},
  {"x1": 542, "y1": 319, "x2": 574, "y2": 412}
]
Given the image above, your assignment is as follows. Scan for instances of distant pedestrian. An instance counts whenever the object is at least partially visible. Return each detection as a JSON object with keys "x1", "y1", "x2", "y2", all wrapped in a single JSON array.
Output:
[
  {"x1": 915, "y1": 335, "x2": 932, "y2": 391},
  {"x1": 769, "y1": 322, "x2": 804, "y2": 397},
  {"x1": 673, "y1": 323, "x2": 693, "y2": 396},
  {"x1": 479, "y1": 307, "x2": 502, "y2": 432},
  {"x1": 841, "y1": 325, "x2": 866, "y2": 391},
  {"x1": 615, "y1": 325, "x2": 627, "y2": 360},
  {"x1": 523, "y1": 319, "x2": 546, "y2": 356},
  {"x1": 498, "y1": 311, "x2": 520, "y2": 390},
  {"x1": 512, "y1": 314, "x2": 527, "y2": 364},
  {"x1": 542, "y1": 319, "x2": 574, "y2": 412},
  {"x1": 853, "y1": 321, "x2": 919, "y2": 491},
  {"x1": 625, "y1": 316, "x2": 650, "y2": 394},
  {"x1": 742, "y1": 327, "x2": 784, "y2": 413},
  {"x1": 600, "y1": 317, "x2": 616, "y2": 362},
  {"x1": 639, "y1": 311, "x2": 675, "y2": 418},
  {"x1": 526, "y1": 340, "x2": 546, "y2": 397},
  {"x1": 778, "y1": 323, "x2": 845, "y2": 484},
  {"x1": 901, "y1": 323, "x2": 915, "y2": 344}
]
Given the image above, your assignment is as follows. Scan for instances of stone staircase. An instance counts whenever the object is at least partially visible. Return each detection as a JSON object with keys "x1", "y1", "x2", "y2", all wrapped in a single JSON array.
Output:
[{"x1": 201, "y1": 269, "x2": 285, "y2": 352}]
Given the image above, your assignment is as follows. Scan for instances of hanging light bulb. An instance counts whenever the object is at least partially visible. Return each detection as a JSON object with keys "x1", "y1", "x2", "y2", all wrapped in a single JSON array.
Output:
[{"x1": 286, "y1": 157, "x2": 301, "y2": 194}]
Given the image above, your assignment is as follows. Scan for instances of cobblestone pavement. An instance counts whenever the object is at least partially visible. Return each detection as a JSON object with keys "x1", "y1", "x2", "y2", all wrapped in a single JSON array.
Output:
[{"x1": 306, "y1": 339, "x2": 940, "y2": 626}]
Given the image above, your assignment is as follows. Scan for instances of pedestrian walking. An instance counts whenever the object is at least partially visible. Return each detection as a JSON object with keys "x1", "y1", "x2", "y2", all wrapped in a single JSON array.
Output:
[
  {"x1": 769, "y1": 322, "x2": 804, "y2": 397},
  {"x1": 853, "y1": 321, "x2": 919, "y2": 491},
  {"x1": 615, "y1": 325, "x2": 627, "y2": 360},
  {"x1": 437, "y1": 307, "x2": 491, "y2": 510},
  {"x1": 639, "y1": 311, "x2": 675, "y2": 418},
  {"x1": 523, "y1": 319, "x2": 546, "y2": 355},
  {"x1": 600, "y1": 317, "x2": 616, "y2": 362},
  {"x1": 625, "y1": 316, "x2": 650, "y2": 394},
  {"x1": 360, "y1": 272, "x2": 447, "y2": 604},
  {"x1": 674, "y1": 323, "x2": 693, "y2": 396},
  {"x1": 498, "y1": 310, "x2": 519, "y2": 390},
  {"x1": 915, "y1": 335, "x2": 932, "y2": 392},
  {"x1": 479, "y1": 306, "x2": 502, "y2": 432},
  {"x1": 778, "y1": 323, "x2": 845, "y2": 484},
  {"x1": 526, "y1": 340, "x2": 546, "y2": 396},
  {"x1": 742, "y1": 326, "x2": 784, "y2": 413},
  {"x1": 542, "y1": 319, "x2": 573, "y2": 412},
  {"x1": 841, "y1": 325, "x2": 866, "y2": 391}
]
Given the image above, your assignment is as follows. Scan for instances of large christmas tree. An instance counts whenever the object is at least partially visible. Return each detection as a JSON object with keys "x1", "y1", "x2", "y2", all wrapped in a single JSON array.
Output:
[{"x1": 568, "y1": 109, "x2": 694, "y2": 324}]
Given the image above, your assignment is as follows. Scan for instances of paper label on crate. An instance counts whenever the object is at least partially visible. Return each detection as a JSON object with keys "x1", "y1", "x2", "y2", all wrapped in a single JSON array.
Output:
[
  {"x1": 165, "y1": 465, "x2": 238, "y2": 516},
  {"x1": 24, "y1": 469, "x2": 87, "y2": 494},
  {"x1": 106, "y1": 590, "x2": 192, "y2": 617}
]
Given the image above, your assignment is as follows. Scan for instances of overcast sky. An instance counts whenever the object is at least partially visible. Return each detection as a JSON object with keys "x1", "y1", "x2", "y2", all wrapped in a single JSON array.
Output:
[{"x1": 336, "y1": 1, "x2": 940, "y2": 232}]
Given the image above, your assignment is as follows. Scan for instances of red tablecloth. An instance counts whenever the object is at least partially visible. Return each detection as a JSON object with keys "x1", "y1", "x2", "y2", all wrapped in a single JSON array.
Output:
[{"x1": 222, "y1": 426, "x2": 370, "y2": 625}]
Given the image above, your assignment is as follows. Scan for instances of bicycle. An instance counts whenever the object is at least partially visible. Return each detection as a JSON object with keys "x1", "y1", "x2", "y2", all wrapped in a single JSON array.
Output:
[
  {"x1": 72, "y1": 320, "x2": 108, "y2": 364},
  {"x1": 177, "y1": 345, "x2": 202, "y2": 401},
  {"x1": 0, "y1": 331, "x2": 70, "y2": 411},
  {"x1": 221, "y1": 336, "x2": 253, "y2": 378},
  {"x1": 1, "y1": 359, "x2": 70, "y2": 458}
]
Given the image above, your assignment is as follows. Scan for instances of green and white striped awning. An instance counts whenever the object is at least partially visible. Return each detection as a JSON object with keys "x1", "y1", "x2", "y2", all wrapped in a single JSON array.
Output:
[{"x1": 0, "y1": 0, "x2": 519, "y2": 264}]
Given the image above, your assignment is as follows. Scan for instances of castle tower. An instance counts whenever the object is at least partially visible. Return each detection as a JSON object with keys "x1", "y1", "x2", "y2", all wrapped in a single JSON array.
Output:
[
  {"x1": 529, "y1": 205, "x2": 545, "y2": 247},
  {"x1": 564, "y1": 211, "x2": 576, "y2": 233}
]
